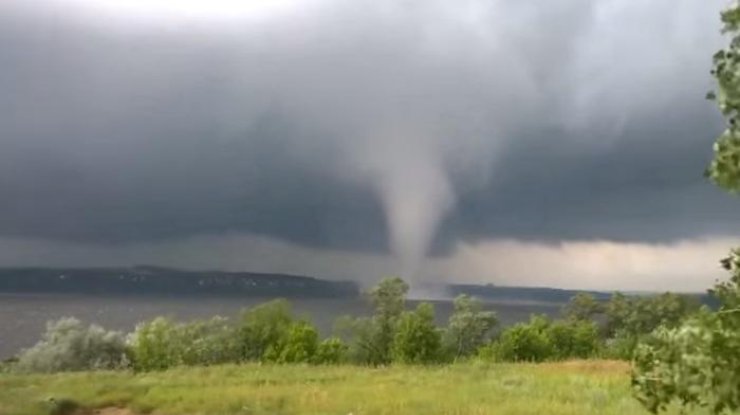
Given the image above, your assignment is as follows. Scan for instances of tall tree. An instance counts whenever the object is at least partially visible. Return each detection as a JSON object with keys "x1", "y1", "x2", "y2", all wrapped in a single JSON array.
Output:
[
  {"x1": 563, "y1": 293, "x2": 603, "y2": 322},
  {"x1": 444, "y1": 294, "x2": 498, "y2": 359},
  {"x1": 706, "y1": 5, "x2": 740, "y2": 192},
  {"x1": 632, "y1": 4, "x2": 740, "y2": 413},
  {"x1": 337, "y1": 277, "x2": 409, "y2": 365},
  {"x1": 392, "y1": 302, "x2": 443, "y2": 364}
]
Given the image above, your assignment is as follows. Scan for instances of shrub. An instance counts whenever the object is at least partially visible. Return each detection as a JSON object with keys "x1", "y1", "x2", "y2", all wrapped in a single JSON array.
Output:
[
  {"x1": 392, "y1": 302, "x2": 442, "y2": 364},
  {"x1": 547, "y1": 319, "x2": 600, "y2": 359},
  {"x1": 128, "y1": 316, "x2": 240, "y2": 371},
  {"x1": 632, "y1": 250, "x2": 740, "y2": 414},
  {"x1": 314, "y1": 337, "x2": 348, "y2": 364},
  {"x1": 177, "y1": 316, "x2": 239, "y2": 366},
  {"x1": 632, "y1": 313, "x2": 720, "y2": 413},
  {"x1": 475, "y1": 341, "x2": 502, "y2": 362},
  {"x1": 602, "y1": 329, "x2": 641, "y2": 360},
  {"x1": 15, "y1": 317, "x2": 127, "y2": 373},
  {"x1": 495, "y1": 316, "x2": 553, "y2": 362},
  {"x1": 128, "y1": 317, "x2": 183, "y2": 371},
  {"x1": 267, "y1": 321, "x2": 319, "y2": 364},
  {"x1": 334, "y1": 315, "x2": 382, "y2": 365}
]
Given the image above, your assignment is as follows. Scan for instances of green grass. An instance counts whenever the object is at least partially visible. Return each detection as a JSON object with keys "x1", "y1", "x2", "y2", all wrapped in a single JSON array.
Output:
[{"x1": 0, "y1": 361, "x2": 712, "y2": 415}]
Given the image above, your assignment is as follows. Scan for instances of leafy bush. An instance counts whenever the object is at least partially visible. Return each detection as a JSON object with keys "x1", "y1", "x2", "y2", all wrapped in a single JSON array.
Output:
[
  {"x1": 482, "y1": 315, "x2": 601, "y2": 362},
  {"x1": 494, "y1": 315, "x2": 553, "y2": 362},
  {"x1": 632, "y1": 250, "x2": 740, "y2": 414},
  {"x1": 602, "y1": 329, "x2": 643, "y2": 360},
  {"x1": 314, "y1": 337, "x2": 348, "y2": 364},
  {"x1": 632, "y1": 313, "x2": 720, "y2": 413},
  {"x1": 15, "y1": 317, "x2": 127, "y2": 373},
  {"x1": 177, "y1": 316, "x2": 239, "y2": 366},
  {"x1": 334, "y1": 315, "x2": 382, "y2": 365},
  {"x1": 267, "y1": 321, "x2": 319, "y2": 364},
  {"x1": 547, "y1": 319, "x2": 600, "y2": 360},
  {"x1": 128, "y1": 317, "x2": 183, "y2": 371},
  {"x1": 128, "y1": 316, "x2": 239, "y2": 371},
  {"x1": 392, "y1": 302, "x2": 442, "y2": 364}
]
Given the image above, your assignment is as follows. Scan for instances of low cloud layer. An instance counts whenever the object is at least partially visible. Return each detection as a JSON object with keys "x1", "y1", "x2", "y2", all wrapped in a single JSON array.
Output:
[{"x1": 0, "y1": 0, "x2": 738, "y2": 289}]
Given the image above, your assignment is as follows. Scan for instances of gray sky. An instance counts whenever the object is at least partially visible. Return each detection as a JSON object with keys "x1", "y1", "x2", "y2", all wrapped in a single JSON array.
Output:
[{"x1": 0, "y1": 0, "x2": 737, "y2": 291}]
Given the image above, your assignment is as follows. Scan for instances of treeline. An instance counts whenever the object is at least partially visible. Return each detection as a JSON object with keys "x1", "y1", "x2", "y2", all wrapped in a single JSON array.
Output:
[
  {"x1": 0, "y1": 266, "x2": 359, "y2": 298},
  {"x1": 5, "y1": 278, "x2": 701, "y2": 373}
]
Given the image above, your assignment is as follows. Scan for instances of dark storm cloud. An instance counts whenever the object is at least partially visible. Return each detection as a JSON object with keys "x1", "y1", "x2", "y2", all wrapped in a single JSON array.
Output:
[{"x1": 0, "y1": 0, "x2": 735, "y2": 258}]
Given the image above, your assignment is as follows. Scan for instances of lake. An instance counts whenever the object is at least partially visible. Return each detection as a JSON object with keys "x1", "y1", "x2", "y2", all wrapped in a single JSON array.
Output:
[{"x1": 0, "y1": 294, "x2": 564, "y2": 359}]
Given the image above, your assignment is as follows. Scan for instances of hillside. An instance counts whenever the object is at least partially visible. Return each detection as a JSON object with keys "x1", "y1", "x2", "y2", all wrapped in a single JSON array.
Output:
[{"x1": 0, "y1": 266, "x2": 359, "y2": 298}]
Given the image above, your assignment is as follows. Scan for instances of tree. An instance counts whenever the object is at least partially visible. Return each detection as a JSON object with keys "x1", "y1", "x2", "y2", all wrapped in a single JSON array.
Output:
[
  {"x1": 370, "y1": 277, "x2": 409, "y2": 322},
  {"x1": 370, "y1": 277, "x2": 410, "y2": 363},
  {"x1": 563, "y1": 293, "x2": 603, "y2": 322},
  {"x1": 392, "y1": 302, "x2": 443, "y2": 364},
  {"x1": 236, "y1": 299, "x2": 294, "y2": 362},
  {"x1": 339, "y1": 277, "x2": 409, "y2": 365},
  {"x1": 602, "y1": 292, "x2": 699, "y2": 359},
  {"x1": 604, "y1": 292, "x2": 632, "y2": 337},
  {"x1": 706, "y1": 5, "x2": 740, "y2": 192},
  {"x1": 444, "y1": 294, "x2": 498, "y2": 359},
  {"x1": 632, "y1": 4, "x2": 740, "y2": 413}
]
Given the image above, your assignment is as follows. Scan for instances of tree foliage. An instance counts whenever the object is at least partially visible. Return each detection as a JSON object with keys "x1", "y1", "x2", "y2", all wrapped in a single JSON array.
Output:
[
  {"x1": 15, "y1": 318, "x2": 128, "y2": 373},
  {"x1": 236, "y1": 299, "x2": 294, "y2": 362},
  {"x1": 128, "y1": 316, "x2": 239, "y2": 371},
  {"x1": 563, "y1": 293, "x2": 603, "y2": 322},
  {"x1": 493, "y1": 315, "x2": 554, "y2": 362},
  {"x1": 706, "y1": 5, "x2": 740, "y2": 191},
  {"x1": 177, "y1": 316, "x2": 239, "y2": 366},
  {"x1": 337, "y1": 277, "x2": 409, "y2": 365},
  {"x1": 313, "y1": 337, "x2": 348, "y2": 364},
  {"x1": 483, "y1": 315, "x2": 601, "y2": 362},
  {"x1": 632, "y1": 253, "x2": 740, "y2": 414},
  {"x1": 600, "y1": 292, "x2": 699, "y2": 359},
  {"x1": 603, "y1": 292, "x2": 698, "y2": 335},
  {"x1": 547, "y1": 319, "x2": 601, "y2": 360},
  {"x1": 444, "y1": 294, "x2": 498, "y2": 359},
  {"x1": 267, "y1": 321, "x2": 319, "y2": 364},
  {"x1": 125, "y1": 317, "x2": 180, "y2": 371},
  {"x1": 632, "y1": 4, "x2": 740, "y2": 412},
  {"x1": 392, "y1": 302, "x2": 443, "y2": 364}
]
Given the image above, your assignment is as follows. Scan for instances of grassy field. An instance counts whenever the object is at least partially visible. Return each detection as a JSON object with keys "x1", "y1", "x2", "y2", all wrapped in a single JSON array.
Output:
[{"x1": 0, "y1": 361, "x2": 710, "y2": 415}]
